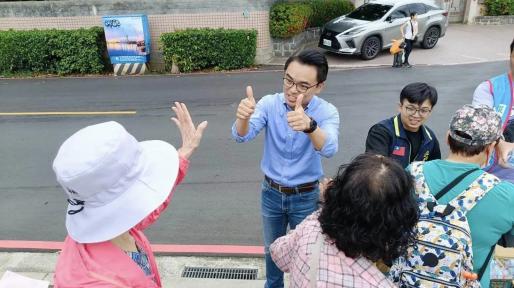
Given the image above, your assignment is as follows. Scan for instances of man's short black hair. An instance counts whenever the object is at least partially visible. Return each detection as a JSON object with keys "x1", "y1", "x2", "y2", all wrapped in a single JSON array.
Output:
[
  {"x1": 400, "y1": 82, "x2": 438, "y2": 107},
  {"x1": 319, "y1": 153, "x2": 419, "y2": 264},
  {"x1": 410, "y1": 12, "x2": 417, "y2": 18},
  {"x1": 284, "y1": 49, "x2": 329, "y2": 83},
  {"x1": 447, "y1": 131, "x2": 490, "y2": 157}
]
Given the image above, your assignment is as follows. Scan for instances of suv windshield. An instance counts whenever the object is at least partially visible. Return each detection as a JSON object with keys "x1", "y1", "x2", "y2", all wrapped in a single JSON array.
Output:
[{"x1": 346, "y1": 4, "x2": 393, "y2": 21}]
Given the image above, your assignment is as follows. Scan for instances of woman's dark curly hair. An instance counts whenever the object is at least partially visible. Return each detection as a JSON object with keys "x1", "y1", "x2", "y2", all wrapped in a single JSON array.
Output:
[{"x1": 319, "y1": 153, "x2": 419, "y2": 264}]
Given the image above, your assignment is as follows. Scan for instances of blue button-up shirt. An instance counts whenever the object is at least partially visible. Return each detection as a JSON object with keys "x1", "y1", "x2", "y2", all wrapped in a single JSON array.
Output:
[{"x1": 231, "y1": 93, "x2": 339, "y2": 186}]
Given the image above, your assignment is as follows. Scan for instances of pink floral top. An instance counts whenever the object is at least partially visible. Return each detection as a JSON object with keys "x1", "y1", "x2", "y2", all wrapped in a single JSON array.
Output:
[{"x1": 270, "y1": 211, "x2": 396, "y2": 288}]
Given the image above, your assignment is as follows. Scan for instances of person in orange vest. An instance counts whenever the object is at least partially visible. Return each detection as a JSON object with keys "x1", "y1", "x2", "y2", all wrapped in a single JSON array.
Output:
[{"x1": 390, "y1": 39, "x2": 405, "y2": 68}]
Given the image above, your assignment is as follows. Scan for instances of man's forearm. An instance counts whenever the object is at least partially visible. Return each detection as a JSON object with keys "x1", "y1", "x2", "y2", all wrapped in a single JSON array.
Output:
[
  {"x1": 308, "y1": 127, "x2": 326, "y2": 151},
  {"x1": 236, "y1": 118, "x2": 250, "y2": 137}
]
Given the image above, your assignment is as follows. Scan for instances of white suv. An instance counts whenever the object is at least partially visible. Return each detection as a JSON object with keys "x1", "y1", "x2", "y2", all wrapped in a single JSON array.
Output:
[{"x1": 319, "y1": 0, "x2": 448, "y2": 60}]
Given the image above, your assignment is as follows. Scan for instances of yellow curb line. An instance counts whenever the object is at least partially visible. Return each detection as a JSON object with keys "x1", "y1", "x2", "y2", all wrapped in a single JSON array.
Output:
[{"x1": 0, "y1": 111, "x2": 137, "y2": 116}]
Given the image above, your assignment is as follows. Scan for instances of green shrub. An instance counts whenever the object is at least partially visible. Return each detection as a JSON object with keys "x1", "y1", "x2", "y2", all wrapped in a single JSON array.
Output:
[
  {"x1": 160, "y1": 28, "x2": 256, "y2": 73},
  {"x1": 0, "y1": 27, "x2": 108, "y2": 75},
  {"x1": 270, "y1": 2, "x2": 312, "y2": 38},
  {"x1": 484, "y1": 0, "x2": 514, "y2": 15},
  {"x1": 306, "y1": 0, "x2": 354, "y2": 28},
  {"x1": 0, "y1": 30, "x2": 52, "y2": 73},
  {"x1": 269, "y1": 0, "x2": 354, "y2": 38}
]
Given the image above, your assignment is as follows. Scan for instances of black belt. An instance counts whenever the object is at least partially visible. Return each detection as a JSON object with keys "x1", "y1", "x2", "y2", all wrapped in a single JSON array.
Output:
[{"x1": 264, "y1": 175, "x2": 318, "y2": 194}]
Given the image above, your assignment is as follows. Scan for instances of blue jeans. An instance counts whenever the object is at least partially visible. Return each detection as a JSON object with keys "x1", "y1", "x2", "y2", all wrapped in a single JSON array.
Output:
[{"x1": 261, "y1": 180, "x2": 320, "y2": 288}]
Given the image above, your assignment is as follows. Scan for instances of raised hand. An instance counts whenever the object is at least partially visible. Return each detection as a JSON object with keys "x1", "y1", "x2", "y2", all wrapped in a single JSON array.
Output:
[
  {"x1": 495, "y1": 140, "x2": 514, "y2": 168},
  {"x1": 319, "y1": 177, "x2": 333, "y2": 203},
  {"x1": 286, "y1": 94, "x2": 311, "y2": 132},
  {"x1": 236, "y1": 86, "x2": 256, "y2": 120},
  {"x1": 171, "y1": 102, "x2": 208, "y2": 160}
]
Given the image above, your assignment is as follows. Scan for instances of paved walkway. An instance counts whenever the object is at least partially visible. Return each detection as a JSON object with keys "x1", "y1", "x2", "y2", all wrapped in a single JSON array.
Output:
[
  {"x1": 0, "y1": 252, "x2": 272, "y2": 287},
  {"x1": 270, "y1": 24, "x2": 514, "y2": 68}
]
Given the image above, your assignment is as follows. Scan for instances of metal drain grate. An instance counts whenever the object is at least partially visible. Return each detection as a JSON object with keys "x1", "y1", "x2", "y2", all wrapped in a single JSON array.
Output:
[{"x1": 181, "y1": 267, "x2": 258, "y2": 280}]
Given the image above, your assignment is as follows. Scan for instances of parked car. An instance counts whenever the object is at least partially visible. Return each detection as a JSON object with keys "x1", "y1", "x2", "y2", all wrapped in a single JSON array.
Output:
[{"x1": 318, "y1": 0, "x2": 448, "y2": 60}]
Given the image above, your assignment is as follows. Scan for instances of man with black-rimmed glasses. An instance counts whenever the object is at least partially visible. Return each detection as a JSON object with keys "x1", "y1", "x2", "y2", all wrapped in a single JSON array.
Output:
[
  {"x1": 366, "y1": 82, "x2": 441, "y2": 168},
  {"x1": 231, "y1": 49, "x2": 339, "y2": 288}
]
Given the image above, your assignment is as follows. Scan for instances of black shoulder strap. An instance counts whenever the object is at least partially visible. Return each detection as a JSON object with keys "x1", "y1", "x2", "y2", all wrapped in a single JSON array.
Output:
[
  {"x1": 478, "y1": 245, "x2": 495, "y2": 280},
  {"x1": 410, "y1": 20, "x2": 414, "y2": 34},
  {"x1": 434, "y1": 168, "x2": 480, "y2": 200},
  {"x1": 433, "y1": 167, "x2": 493, "y2": 281}
]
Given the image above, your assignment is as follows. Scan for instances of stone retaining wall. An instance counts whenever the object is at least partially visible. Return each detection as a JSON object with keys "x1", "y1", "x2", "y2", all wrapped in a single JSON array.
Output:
[
  {"x1": 272, "y1": 28, "x2": 320, "y2": 57},
  {"x1": 474, "y1": 15, "x2": 514, "y2": 24}
]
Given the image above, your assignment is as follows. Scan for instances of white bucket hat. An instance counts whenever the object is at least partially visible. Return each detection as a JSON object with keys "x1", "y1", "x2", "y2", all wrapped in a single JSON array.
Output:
[{"x1": 52, "y1": 121, "x2": 179, "y2": 243}]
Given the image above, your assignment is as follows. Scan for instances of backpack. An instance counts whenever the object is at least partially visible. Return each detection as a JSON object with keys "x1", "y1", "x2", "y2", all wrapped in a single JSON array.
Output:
[{"x1": 389, "y1": 161, "x2": 500, "y2": 288}]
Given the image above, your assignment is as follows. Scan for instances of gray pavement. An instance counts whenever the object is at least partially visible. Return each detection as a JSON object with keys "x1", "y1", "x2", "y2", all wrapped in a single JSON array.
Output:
[
  {"x1": 2, "y1": 60, "x2": 510, "y2": 245},
  {"x1": 1, "y1": 23, "x2": 513, "y2": 287},
  {"x1": 270, "y1": 24, "x2": 514, "y2": 68}
]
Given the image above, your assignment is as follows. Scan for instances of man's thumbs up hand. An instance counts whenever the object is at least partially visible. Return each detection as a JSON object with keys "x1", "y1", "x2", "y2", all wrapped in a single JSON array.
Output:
[
  {"x1": 295, "y1": 94, "x2": 304, "y2": 112},
  {"x1": 287, "y1": 94, "x2": 311, "y2": 132},
  {"x1": 236, "y1": 86, "x2": 257, "y2": 120},
  {"x1": 245, "y1": 85, "x2": 255, "y2": 103}
]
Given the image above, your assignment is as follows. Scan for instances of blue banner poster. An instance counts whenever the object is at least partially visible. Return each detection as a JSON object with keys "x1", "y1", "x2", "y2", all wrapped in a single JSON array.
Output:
[{"x1": 102, "y1": 15, "x2": 151, "y2": 64}]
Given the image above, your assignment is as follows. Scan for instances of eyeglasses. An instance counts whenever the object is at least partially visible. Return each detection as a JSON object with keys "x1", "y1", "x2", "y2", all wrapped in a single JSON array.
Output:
[
  {"x1": 404, "y1": 105, "x2": 432, "y2": 117},
  {"x1": 283, "y1": 77, "x2": 319, "y2": 93}
]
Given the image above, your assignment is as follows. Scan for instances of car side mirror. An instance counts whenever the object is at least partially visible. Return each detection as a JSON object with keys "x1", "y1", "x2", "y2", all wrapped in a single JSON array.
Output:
[{"x1": 386, "y1": 16, "x2": 392, "y2": 22}]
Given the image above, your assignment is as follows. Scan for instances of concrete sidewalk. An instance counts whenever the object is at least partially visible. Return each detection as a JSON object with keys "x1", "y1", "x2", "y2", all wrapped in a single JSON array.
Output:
[
  {"x1": 270, "y1": 24, "x2": 514, "y2": 68},
  {"x1": 0, "y1": 252, "x2": 273, "y2": 287}
]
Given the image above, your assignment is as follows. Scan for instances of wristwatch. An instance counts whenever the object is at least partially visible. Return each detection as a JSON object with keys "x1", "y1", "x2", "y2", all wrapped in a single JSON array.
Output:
[{"x1": 303, "y1": 117, "x2": 317, "y2": 134}]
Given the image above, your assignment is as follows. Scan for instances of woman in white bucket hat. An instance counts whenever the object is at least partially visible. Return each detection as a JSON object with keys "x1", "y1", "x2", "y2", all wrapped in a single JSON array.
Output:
[{"x1": 52, "y1": 102, "x2": 207, "y2": 288}]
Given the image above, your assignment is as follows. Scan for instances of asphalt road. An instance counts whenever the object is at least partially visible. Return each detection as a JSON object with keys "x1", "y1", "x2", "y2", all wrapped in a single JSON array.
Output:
[{"x1": 0, "y1": 61, "x2": 509, "y2": 245}]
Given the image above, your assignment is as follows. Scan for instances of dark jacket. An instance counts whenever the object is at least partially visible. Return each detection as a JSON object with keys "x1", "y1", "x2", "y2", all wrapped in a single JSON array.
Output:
[{"x1": 365, "y1": 115, "x2": 441, "y2": 168}]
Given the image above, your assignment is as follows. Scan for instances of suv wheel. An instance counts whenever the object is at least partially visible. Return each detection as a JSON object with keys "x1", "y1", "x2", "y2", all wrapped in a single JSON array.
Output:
[
  {"x1": 360, "y1": 36, "x2": 381, "y2": 60},
  {"x1": 422, "y1": 26, "x2": 440, "y2": 49}
]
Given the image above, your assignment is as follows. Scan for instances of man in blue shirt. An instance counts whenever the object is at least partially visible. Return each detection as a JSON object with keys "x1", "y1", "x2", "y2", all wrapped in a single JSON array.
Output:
[{"x1": 231, "y1": 50, "x2": 339, "y2": 288}]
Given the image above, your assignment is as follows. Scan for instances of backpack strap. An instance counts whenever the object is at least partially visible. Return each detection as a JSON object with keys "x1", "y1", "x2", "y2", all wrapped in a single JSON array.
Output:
[
  {"x1": 447, "y1": 172, "x2": 500, "y2": 216},
  {"x1": 478, "y1": 245, "x2": 495, "y2": 281},
  {"x1": 434, "y1": 168, "x2": 480, "y2": 200},
  {"x1": 423, "y1": 168, "x2": 479, "y2": 217},
  {"x1": 409, "y1": 163, "x2": 479, "y2": 204},
  {"x1": 443, "y1": 171, "x2": 500, "y2": 280},
  {"x1": 408, "y1": 162, "x2": 434, "y2": 200},
  {"x1": 308, "y1": 234, "x2": 323, "y2": 288},
  {"x1": 409, "y1": 162, "x2": 442, "y2": 217}
]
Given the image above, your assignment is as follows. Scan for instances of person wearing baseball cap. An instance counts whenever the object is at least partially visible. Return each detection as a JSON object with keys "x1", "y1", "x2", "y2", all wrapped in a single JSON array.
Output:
[
  {"x1": 52, "y1": 102, "x2": 207, "y2": 288},
  {"x1": 405, "y1": 104, "x2": 514, "y2": 287}
]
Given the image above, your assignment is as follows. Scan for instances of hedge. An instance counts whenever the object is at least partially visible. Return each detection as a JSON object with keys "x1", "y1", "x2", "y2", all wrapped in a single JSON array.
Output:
[
  {"x1": 0, "y1": 27, "x2": 108, "y2": 75},
  {"x1": 270, "y1": 0, "x2": 354, "y2": 38},
  {"x1": 160, "y1": 28, "x2": 257, "y2": 73},
  {"x1": 306, "y1": 0, "x2": 354, "y2": 28},
  {"x1": 484, "y1": 0, "x2": 514, "y2": 15},
  {"x1": 270, "y1": 2, "x2": 312, "y2": 38}
]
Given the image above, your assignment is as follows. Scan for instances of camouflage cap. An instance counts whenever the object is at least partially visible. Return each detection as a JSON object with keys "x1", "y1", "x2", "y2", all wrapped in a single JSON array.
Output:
[{"x1": 449, "y1": 104, "x2": 503, "y2": 146}]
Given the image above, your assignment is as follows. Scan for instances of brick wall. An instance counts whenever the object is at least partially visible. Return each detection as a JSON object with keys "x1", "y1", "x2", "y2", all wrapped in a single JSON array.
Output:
[
  {"x1": 0, "y1": 0, "x2": 277, "y2": 17},
  {"x1": 0, "y1": 0, "x2": 275, "y2": 71}
]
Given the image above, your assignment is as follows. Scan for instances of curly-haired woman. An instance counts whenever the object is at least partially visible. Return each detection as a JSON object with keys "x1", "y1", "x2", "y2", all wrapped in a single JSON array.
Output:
[{"x1": 270, "y1": 153, "x2": 419, "y2": 287}]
